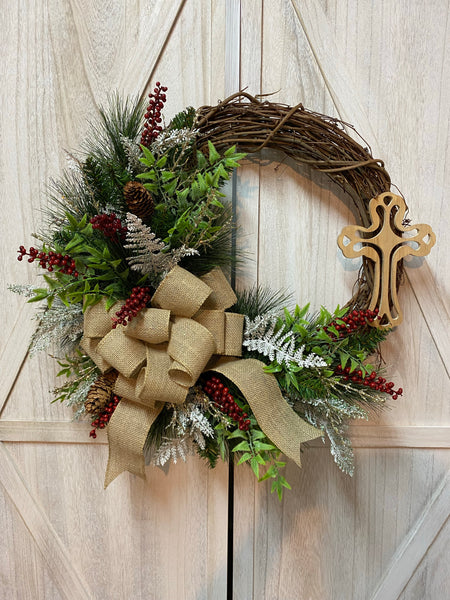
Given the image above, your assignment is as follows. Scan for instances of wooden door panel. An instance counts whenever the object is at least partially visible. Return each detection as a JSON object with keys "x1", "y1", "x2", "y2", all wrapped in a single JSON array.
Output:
[
  {"x1": 1, "y1": 2, "x2": 228, "y2": 599},
  {"x1": 232, "y1": 1, "x2": 450, "y2": 598},
  {"x1": 233, "y1": 450, "x2": 450, "y2": 600},
  {"x1": 2, "y1": 0, "x2": 448, "y2": 598}
]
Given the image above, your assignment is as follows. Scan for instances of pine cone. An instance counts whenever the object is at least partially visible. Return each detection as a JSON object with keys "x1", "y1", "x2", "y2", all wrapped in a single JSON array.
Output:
[
  {"x1": 124, "y1": 181, "x2": 154, "y2": 219},
  {"x1": 84, "y1": 371, "x2": 117, "y2": 415}
]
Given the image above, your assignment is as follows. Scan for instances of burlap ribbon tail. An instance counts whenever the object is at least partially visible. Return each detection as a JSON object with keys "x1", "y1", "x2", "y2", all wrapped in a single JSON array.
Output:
[{"x1": 81, "y1": 266, "x2": 321, "y2": 487}]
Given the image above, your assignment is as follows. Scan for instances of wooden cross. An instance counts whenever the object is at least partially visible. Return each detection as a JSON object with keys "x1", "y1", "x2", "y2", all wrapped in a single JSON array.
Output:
[{"x1": 338, "y1": 192, "x2": 435, "y2": 328}]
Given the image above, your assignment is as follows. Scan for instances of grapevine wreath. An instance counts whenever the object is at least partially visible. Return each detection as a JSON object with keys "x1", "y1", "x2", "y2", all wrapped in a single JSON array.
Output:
[{"x1": 13, "y1": 85, "x2": 435, "y2": 498}]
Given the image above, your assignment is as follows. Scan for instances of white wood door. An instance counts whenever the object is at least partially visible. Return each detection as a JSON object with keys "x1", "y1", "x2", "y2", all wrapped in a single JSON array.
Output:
[
  {"x1": 233, "y1": 1, "x2": 450, "y2": 599},
  {"x1": 1, "y1": 1, "x2": 448, "y2": 599},
  {"x1": 0, "y1": 2, "x2": 228, "y2": 599}
]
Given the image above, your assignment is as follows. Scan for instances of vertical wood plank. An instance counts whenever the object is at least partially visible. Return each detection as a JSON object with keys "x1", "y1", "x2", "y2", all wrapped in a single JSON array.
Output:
[
  {"x1": 371, "y1": 471, "x2": 450, "y2": 600},
  {"x1": 232, "y1": 3, "x2": 263, "y2": 599},
  {"x1": 225, "y1": 0, "x2": 241, "y2": 95},
  {"x1": 0, "y1": 442, "x2": 93, "y2": 600}
]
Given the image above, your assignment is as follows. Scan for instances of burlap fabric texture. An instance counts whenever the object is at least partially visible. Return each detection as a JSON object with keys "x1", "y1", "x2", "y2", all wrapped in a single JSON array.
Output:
[{"x1": 81, "y1": 266, "x2": 321, "y2": 487}]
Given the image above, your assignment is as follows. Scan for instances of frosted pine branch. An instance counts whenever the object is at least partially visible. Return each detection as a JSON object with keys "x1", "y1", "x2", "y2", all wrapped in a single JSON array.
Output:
[
  {"x1": 120, "y1": 135, "x2": 146, "y2": 174},
  {"x1": 151, "y1": 127, "x2": 198, "y2": 155},
  {"x1": 295, "y1": 405, "x2": 355, "y2": 475},
  {"x1": 8, "y1": 284, "x2": 38, "y2": 298},
  {"x1": 243, "y1": 315, "x2": 327, "y2": 368},
  {"x1": 148, "y1": 390, "x2": 214, "y2": 467},
  {"x1": 29, "y1": 300, "x2": 84, "y2": 356},
  {"x1": 243, "y1": 312, "x2": 278, "y2": 337},
  {"x1": 165, "y1": 244, "x2": 199, "y2": 271},
  {"x1": 152, "y1": 437, "x2": 192, "y2": 466}
]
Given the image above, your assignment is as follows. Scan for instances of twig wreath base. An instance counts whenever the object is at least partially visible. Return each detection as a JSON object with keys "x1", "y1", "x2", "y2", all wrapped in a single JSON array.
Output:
[
  {"x1": 197, "y1": 91, "x2": 393, "y2": 311},
  {"x1": 12, "y1": 84, "x2": 434, "y2": 497},
  {"x1": 197, "y1": 92, "x2": 434, "y2": 326}
]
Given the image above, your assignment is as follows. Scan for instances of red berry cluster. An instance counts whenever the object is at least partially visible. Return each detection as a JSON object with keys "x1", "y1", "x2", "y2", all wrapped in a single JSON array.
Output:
[
  {"x1": 17, "y1": 246, "x2": 79, "y2": 277},
  {"x1": 89, "y1": 394, "x2": 120, "y2": 438},
  {"x1": 335, "y1": 364, "x2": 403, "y2": 399},
  {"x1": 325, "y1": 308, "x2": 379, "y2": 338},
  {"x1": 112, "y1": 286, "x2": 152, "y2": 328},
  {"x1": 203, "y1": 376, "x2": 251, "y2": 431},
  {"x1": 90, "y1": 213, "x2": 127, "y2": 241},
  {"x1": 140, "y1": 82, "x2": 168, "y2": 147}
]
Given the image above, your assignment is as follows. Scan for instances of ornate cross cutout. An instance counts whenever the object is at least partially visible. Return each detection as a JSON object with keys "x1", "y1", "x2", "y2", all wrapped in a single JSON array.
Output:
[{"x1": 338, "y1": 192, "x2": 435, "y2": 328}]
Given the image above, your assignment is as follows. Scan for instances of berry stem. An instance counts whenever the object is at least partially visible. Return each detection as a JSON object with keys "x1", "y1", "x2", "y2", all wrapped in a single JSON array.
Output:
[
  {"x1": 112, "y1": 286, "x2": 152, "y2": 327},
  {"x1": 89, "y1": 394, "x2": 120, "y2": 438},
  {"x1": 17, "y1": 246, "x2": 79, "y2": 278},
  {"x1": 202, "y1": 375, "x2": 251, "y2": 431},
  {"x1": 90, "y1": 213, "x2": 127, "y2": 241},
  {"x1": 140, "y1": 82, "x2": 168, "y2": 147},
  {"x1": 334, "y1": 364, "x2": 403, "y2": 398},
  {"x1": 324, "y1": 308, "x2": 379, "y2": 338}
]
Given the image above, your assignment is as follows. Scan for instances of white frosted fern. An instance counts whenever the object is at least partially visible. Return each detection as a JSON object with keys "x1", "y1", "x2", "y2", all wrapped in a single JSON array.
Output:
[{"x1": 243, "y1": 315, "x2": 327, "y2": 368}]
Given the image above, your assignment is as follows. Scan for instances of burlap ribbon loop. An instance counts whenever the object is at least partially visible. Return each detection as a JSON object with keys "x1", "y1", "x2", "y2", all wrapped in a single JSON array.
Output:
[
  {"x1": 151, "y1": 265, "x2": 212, "y2": 317},
  {"x1": 81, "y1": 267, "x2": 321, "y2": 487},
  {"x1": 136, "y1": 345, "x2": 188, "y2": 406},
  {"x1": 168, "y1": 317, "x2": 216, "y2": 386},
  {"x1": 126, "y1": 308, "x2": 171, "y2": 344},
  {"x1": 81, "y1": 266, "x2": 246, "y2": 486},
  {"x1": 97, "y1": 327, "x2": 147, "y2": 379}
]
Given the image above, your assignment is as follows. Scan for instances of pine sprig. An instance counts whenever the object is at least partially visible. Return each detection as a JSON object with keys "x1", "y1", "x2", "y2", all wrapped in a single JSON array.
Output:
[
  {"x1": 233, "y1": 285, "x2": 291, "y2": 320},
  {"x1": 82, "y1": 93, "x2": 145, "y2": 171},
  {"x1": 29, "y1": 299, "x2": 84, "y2": 356}
]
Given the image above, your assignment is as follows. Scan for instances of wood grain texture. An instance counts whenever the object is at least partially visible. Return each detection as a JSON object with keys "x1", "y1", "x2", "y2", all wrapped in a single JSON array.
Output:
[
  {"x1": 118, "y1": 0, "x2": 186, "y2": 99},
  {"x1": 290, "y1": 0, "x2": 379, "y2": 141},
  {"x1": 3, "y1": 441, "x2": 228, "y2": 600},
  {"x1": 225, "y1": 0, "x2": 241, "y2": 95},
  {"x1": 0, "y1": 442, "x2": 93, "y2": 600},
  {"x1": 320, "y1": 0, "x2": 450, "y2": 326},
  {"x1": 233, "y1": 0, "x2": 263, "y2": 293},
  {"x1": 406, "y1": 261, "x2": 450, "y2": 375},
  {"x1": 398, "y1": 517, "x2": 450, "y2": 600},
  {"x1": 371, "y1": 470, "x2": 450, "y2": 600},
  {"x1": 0, "y1": 485, "x2": 64, "y2": 600},
  {"x1": 1, "y1": 421, "x2": 450, "y2": 449},
  {"x1": 234, "y1": 448, "x2": 450, "y2": 600},
  {"x1": 2, "y1": 0, "x2": 449, "y2": 598},
  {"x1": 0, "y1": 303, "x2": 36, "y2": 416}
]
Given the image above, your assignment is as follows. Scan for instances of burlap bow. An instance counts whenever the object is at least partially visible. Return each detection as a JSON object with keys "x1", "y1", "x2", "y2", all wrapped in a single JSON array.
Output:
[{"x1": 81, "y1": 266, "x2": 321, "y2": 487}]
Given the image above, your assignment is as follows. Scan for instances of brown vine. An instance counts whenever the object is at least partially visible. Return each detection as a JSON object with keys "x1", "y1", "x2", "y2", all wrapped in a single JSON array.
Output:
[{"x1": 195, "y1": 91, "x2": 405, "y2": 311}]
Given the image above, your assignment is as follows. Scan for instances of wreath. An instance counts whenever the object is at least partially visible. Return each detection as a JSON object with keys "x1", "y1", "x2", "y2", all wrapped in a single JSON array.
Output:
[{"x1": 12, "y1": 84, "x2": 435, "y2": 499}]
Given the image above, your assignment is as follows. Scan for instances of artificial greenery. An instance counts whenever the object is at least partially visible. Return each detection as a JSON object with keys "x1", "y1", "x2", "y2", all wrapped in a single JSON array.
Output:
[{"x1": 13, "y1": 85, "x2": 402, "y2": 499}]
